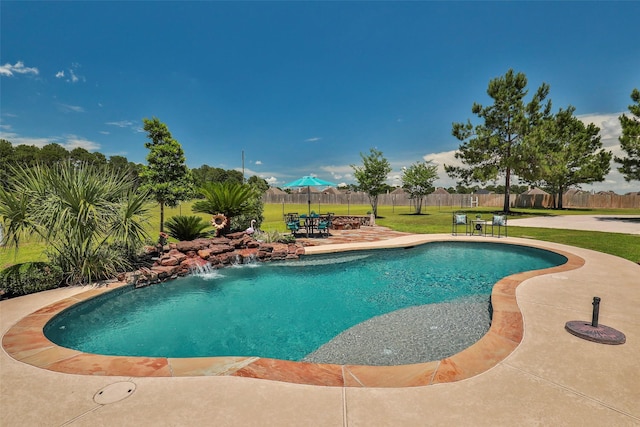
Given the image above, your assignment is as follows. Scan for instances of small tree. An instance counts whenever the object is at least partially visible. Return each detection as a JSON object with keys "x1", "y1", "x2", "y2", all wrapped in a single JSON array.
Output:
[
  {"x1": 446, "y1": 69, "x2": 551, "y2": 213},
  {"x1": 519, "y1": 106, "x2": 611, "y2": 209},
  {"x1": 401, "y1": 161, "x2": 439, "y2": 214},
  {"x1": 139, "y1": 117, "x2": 193, "y2": 233},
  {"x1": 351, "y1": 148, "x2": 391, "y2": 218},
  {"x1": 615, "y1": 88, "x2": 640, "y2": 182}
]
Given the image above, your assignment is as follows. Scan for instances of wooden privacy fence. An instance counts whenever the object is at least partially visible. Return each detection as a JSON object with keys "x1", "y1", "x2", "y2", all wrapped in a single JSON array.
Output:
[{"x1": 263, "y1": 191, "x2": 640, "y2": 210}]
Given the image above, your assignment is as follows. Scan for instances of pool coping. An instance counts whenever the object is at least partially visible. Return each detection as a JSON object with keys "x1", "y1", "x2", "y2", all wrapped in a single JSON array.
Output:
[{"x1": 1, "y1": 236, "x2": 585, "y2": 388}]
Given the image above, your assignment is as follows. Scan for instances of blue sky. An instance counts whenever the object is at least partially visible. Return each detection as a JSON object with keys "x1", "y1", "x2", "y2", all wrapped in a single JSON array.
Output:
[{"x1": 1, "y1": 1, "x2": 639, "y2": 192}]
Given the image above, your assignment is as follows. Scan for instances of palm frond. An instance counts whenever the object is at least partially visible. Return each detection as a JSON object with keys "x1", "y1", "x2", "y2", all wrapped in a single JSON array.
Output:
[{"x1": 165, "y1": 215, "x2": 212, "y2": 241}]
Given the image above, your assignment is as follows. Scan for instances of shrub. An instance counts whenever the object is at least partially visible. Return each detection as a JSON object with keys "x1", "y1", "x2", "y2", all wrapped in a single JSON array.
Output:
[
  {"x1": 0, "y1": 161, "x2": 150, "y2": 286},
  {"x1": 165, "y1": 215, "x2": 212, "y2": 241},
  {"x1": 254, "y1": 230, "x2": 295, "y2": 244},
  {"x1": 0, "y1": 262, "x2": 64, "y2": 298}
]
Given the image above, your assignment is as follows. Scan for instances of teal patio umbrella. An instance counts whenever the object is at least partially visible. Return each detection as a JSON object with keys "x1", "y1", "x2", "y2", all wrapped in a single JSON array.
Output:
[{"x1": 282, "y1": 176, "x2": 337, "y2": 215}]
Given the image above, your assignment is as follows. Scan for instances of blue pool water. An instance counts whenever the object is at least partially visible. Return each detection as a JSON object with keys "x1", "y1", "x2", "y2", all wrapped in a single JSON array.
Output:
[{"x1": 44, "y1": 242, "x2": 566, "y2": 361}]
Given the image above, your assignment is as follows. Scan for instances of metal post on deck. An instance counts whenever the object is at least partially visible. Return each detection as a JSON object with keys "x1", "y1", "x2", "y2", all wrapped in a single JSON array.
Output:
[
  {"x1": 591, "y1": 296, "x2": 601, "y2": 327},
  {"x1": 565, "y1": 296, "x2": 625, "y2": 344}
]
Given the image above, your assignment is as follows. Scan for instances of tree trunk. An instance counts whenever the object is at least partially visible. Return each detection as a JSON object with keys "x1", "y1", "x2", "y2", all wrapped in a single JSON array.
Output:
[
  {"x1": 558, "y1": 186, "x2": 564, "y2": 209},
  {"x1": 503, "y1": 167, "x2": 511, "y2": 213},
  {"x1": 372, "y1": 195, "x2": 379, "y2": 217},
  {"x1": 160, "y1": 201, "x2": 165, "y2": 233}
]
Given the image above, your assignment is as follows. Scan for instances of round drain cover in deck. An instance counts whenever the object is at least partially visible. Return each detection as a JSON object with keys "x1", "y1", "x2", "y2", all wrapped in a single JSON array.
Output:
[
  {"x1": 94, "y1": 381, "x2": 136, "y2": 404},
  {"x1": 565, "y1": 321, "x2": 626, "y2": 345}
]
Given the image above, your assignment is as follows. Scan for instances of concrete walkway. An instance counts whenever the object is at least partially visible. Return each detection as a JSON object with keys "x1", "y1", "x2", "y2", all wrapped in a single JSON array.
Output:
[
  {"x1": 508, "y1": 214, "x2": 640, "y2": 235},
  {"x1": 1, "y1": 231, "x2": 639, "y2": 426}
]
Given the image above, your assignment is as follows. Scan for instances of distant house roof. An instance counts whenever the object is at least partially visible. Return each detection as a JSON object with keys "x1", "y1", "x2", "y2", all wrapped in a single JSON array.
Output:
[
  {"x1": 624, "y1": 191, "x2": 640, "y2": 196},
  {"x1": 432, "y1": 187, "x2": 450, "y2": 195},
  {"x1": 525, "y1": 187, "x2": 549, "y2": 195},
  {"x1": 390, "y1": 187, "x2": 406, "y2": 195},
  {"x1": 322, "y1": 187, "x2": 341, "y2": 195},
  {"x1": 564, "y1": 188, "x2": 586, "y2": 196},
  {"x1": 473, "y1": 189, "x2": 492, "y2": 194},
  {"x1": 292, "y1": 186, "x2": 321, "y2": 193},
  {"x1": 597, "y1": 190, "x2": 618, "y2": 195},
  {"x1": 265, "y1": 187, "x2": 286, "y2": 196}
]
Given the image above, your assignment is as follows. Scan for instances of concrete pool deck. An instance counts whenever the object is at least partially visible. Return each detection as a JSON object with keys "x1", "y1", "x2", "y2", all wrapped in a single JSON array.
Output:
[{"x1": 1, "y1": 227, "x2": 639, "y2": 425}]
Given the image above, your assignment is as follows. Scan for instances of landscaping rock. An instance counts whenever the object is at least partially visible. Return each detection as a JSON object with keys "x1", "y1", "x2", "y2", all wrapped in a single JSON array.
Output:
[
  {"x1": 160, "y1": 256, "x2": 179, "y2": 266},
  {"x1": 130, "y1": 235, "x2": 306, "y2": 288},
  {"x1": 166, "y1": 249, "x2": 187, "y2": 263},
  {"x1": 208, "y1": 244, "x2": 234, "y2": 255},
  {"x1": 175, "y1": 238, "x2": 212, "y2": 253},
  {"x1": 152, "y1": 265, "x2": 179, "y2": 279}
]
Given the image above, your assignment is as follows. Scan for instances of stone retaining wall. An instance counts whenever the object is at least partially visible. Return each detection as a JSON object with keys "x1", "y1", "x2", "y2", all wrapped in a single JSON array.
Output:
[{"x1": 120, "y1": 232, "x2": 305, "y2": 288}]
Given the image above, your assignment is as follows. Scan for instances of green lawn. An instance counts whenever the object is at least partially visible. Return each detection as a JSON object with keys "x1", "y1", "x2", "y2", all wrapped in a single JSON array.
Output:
[{"x1": 2, "y1": 202, "x2": 639, "y2": 269}]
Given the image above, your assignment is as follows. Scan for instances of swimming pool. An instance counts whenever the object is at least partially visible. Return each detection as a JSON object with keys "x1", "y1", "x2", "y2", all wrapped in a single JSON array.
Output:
[{"x1": 44, "y1": 241, "x2": 567, "y2": 363}]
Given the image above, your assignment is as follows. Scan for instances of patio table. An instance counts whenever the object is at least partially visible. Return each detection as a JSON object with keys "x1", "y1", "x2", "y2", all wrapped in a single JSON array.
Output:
[
  {"x1": 471, "y1": 219, "x2": 487, "y2": 236},
  {"x1": 304, "y1": 216, "x2": 318, "y2": 236}
]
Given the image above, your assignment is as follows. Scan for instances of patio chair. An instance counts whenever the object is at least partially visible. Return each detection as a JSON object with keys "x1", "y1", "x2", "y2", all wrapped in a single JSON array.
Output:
[
  {"x1": 285, "y1": 213, "x2": 301, "y2": 236},
  {"x1": 317, "y1": 214, "x2": 331, "y2": 237},
  {"x1": 285, "y1": 212, "x2": 299, "y2": 223},
  {"x1": 490, "y1": 214, "x2": 507, "y2": 238},
  {"x1": 452, "y1": 211, "x2": 470, "y2": 236}
]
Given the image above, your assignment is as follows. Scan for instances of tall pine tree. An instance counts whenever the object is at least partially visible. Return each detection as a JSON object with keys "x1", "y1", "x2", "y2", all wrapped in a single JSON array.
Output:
[
  {"x1": 615, "y1": 88, "x2": 640, "y2": 182},
  {"x1": 446, "y1": 69, "x2": 551, "y2": 213}
]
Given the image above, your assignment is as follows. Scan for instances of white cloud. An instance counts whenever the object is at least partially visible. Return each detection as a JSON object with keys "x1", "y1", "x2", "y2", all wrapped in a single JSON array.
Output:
[
  {"x1": 577, "y1": 112, "x2": 623, "y2": 148},
  {"x1": 0, "y1": 61, "x2": 39, "y2": 77},
  {"x1": 318, "y1": 166, "x2": 357, "y2": 184},
  {"x1": 56, "y1": 63, "x2": 85, "y2": 83},
  {"x1": 57, "y1": 103, "x2": 85, "y2": 113},
  {"x1": 106, "y1": 120, "x2": 134, "y2": 128},
  {"x1": 69, "y1": 69, "x2": 80, "y2": 83},
  {"x1": 105, "y1": 120, "x2": 141, "y2": 133},
  {"x1": 99, "y1": 131, "x2": 110, "y2": 135},
  {"x1": 62, "y1": 135, "x2": 100, "y2": 151},
  {"x1": 0, "y1": 131, "x2": 100, "y2": 152},
  {"x1": 264, "y1": 176, "x2": 278, "y2": 185},
  {"x1": 255, "y1": 160, "x2": 262, "y2": 165},
  {"x1": 320, "y1": 164, "x2": 353, "y2": 177},
  {"x1": 422, "y1": 149, "x2": 463, "y2": 170},
  {"x1": 305, "y1": 137, "x2": 322, "y2": 142},
  {"x1": 0, "y1": 133, "x2": 53, "y2": 147},
  {"x1": 0, "y1": 124, "x2": 12, "y2": 131}
]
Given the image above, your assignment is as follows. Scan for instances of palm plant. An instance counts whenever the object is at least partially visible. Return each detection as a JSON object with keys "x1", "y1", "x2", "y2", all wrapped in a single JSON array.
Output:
[
  {"x1": 192, "y1": 182, "x2": 257, "y2": 235},
  {"x1": 164, "y1": 215, "x2": 212, "y2": 241},
  {"x1": 0, "y1": 161, "x2": 150, "y2": 285}
]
